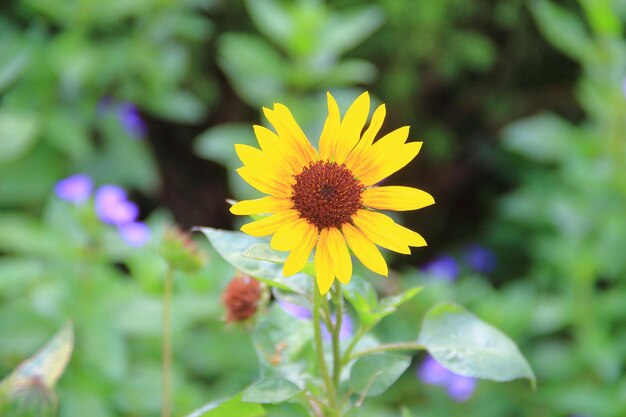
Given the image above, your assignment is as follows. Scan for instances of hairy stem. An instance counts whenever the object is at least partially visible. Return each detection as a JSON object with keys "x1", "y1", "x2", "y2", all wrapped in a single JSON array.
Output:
[
  {"x1": 331, "y1": 284, "x2": 343, "y2": 390},
  {"x1": 162, "y1": 266, "x2": 174, "y2": 417},
  {"x1": 313, "y1": 289, "x2": 338, "y2": 414}
]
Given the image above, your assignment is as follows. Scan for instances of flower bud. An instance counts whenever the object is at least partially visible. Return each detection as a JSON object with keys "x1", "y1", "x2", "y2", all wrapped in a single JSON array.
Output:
[
  {"x1": 161, "y1": 227, "x2": 206, "y2": 273},
  {"x1": 222, "y1": 274, "x2": 262, "y2": 322}
]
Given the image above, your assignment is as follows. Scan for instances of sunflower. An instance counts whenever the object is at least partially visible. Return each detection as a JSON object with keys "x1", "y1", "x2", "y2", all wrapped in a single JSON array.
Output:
[{"x1": 230, "y1": 92, "x2": 435, "y2": 294}]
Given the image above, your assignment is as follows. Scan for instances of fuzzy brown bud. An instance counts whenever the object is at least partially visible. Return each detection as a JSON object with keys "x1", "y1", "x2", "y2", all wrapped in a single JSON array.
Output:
[{"x1": 222, "y1": 275, "x2": 262, "y2": 322}]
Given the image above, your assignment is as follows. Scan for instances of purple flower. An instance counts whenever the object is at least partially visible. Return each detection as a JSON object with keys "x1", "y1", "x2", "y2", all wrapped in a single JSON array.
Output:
[
  {"x1": 94, "y1": 185, "x2": 138, "y2": 225},
  {"x1": 446, "y1": 374, "x2": 476, "y2": 402},
  {"x1": 118, "y1": 102, "x2": 147, "y2": 139},
  {"x1": 464, "y1": 244, "x2": 497, "y2": 274},
  {"x1": 322, "y1": 313, "x2": 353, "y2": 341},
  {"x1": 417, "y1": 355, "x2": 476, "y2": 402},
  {"x1": 118, "y1": 222, "x2": 151, "y2": 247},
  {"x1": 423, "y1": 256, "x2": 459, "y2": 282},
  {"x1": 279, "y1": 300, "x2": 312, "y2": 320},
  {"x1": 417, "y1": 355, "x2": 450, "y2": 385},
  {"x1": 54, "y1": 174, "x2": 93, "y2": 204}
]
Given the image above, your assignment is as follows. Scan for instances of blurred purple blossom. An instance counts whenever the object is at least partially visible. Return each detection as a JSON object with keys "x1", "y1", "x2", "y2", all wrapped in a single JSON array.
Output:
[
  {"x1": 278, "y1": 301, "x2": 352, "y2": 340},
  {"x1": 464, "y1": 244, "x2": 497, "y2": 274},
  {"x1": 118, "y1": 222, "x2": 151, "y2": 247},
  {"x1": 422, "y1": 255, "x2": 459, "y2": 282},
  {"x1": 417, "y1": 355, "x2": 476, "y2": 402},
  {"x1": 94, "y1": 185, "x2": 138, "y2": 225},
  {"x1": 118, "y1": 102, "x2": 147, "y2": 139},
  {"x1": 54, "y1": 174, "x2": 93, "y2": 204},
  {"x1": 279, "y1": 300, "x2": 312, "y2": 320},
  {"x1": 322, "y1": 312, "x2": 353, "y2": 341},
  {"x1": 446, "y1": 373, "x2": 477, "y2": 402}
]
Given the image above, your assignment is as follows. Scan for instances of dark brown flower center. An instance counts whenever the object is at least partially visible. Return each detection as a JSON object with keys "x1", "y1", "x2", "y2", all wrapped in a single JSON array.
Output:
[{"x1": 291, "y1": 160, "x2": 364, "y2": 229}]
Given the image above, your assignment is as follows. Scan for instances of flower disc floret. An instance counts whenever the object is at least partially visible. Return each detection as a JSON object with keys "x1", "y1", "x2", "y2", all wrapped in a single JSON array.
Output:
[{"x1": 292, "y1": 161, "x2": 363, "y2": 229}]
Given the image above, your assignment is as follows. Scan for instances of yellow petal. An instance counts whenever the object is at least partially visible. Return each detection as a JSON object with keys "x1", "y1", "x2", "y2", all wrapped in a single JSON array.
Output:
[
  {"x1": 319, "y1": 92, "x2": 341, "y2": 161},
  {"x1": 344, "y1": 103, "x2": 386, "y2": 170},
  {"x1": 334, "y1": 92, "x2": 370, "y2": 164},
  {"x1": 271, "y1": 218, "x2": 310, "y2": 251},
  {"x1": 314, "y1": 228, "x2": 335, "y2": 295},
  {"x1": 253, "y1": 125, "x2": 305, "y2": 175},
  {"x1": 352, "y1": 210, "x2": 413, "y2": 254},
  {"x1": 235, "y1": 143, "x2": 293, "y2": 182},
  {"x1": 350, "y1": 126, "x2": 410, "y2": 180},
  {"x1": 360, "y1": 141, "x2": 423, "y2": 186},
  {"x1": 362, "y1": 186, "x2": 435, "y2": 211},
  {"x1": 342, "y1": 223, "x2": 388, "y2": 276},
  {"x1": 283, "y1": 223, "x2": 318, "y2": 276},
  {"x1": 264, "y1": 105, "x2": 318, "y2": 164},
  {"x1": 237, "y1": 167, "x2": 292, "y2": 198},
  {"x1": 240, "y1": 210, "x2": 299, "y2": 237},
  {"x1": 230, "y1": 196, "x2": 293, "y2": 215},
  {"x1": 326, "y1": 228, "x2": 352, "y2": 284}
]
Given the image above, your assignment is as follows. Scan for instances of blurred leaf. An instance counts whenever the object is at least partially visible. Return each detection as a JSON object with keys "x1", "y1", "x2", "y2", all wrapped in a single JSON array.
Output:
[
  {"x1": 145, "y1": 90, "x2": 205, "y2": 123},
  {"x1": 194, "y1": 123, "x2": 256, "y2": 167},
  {"x1": 348, "y1": 353, "x2": 411, "y2": 397},
  {"x1": 318, "y1": 6, "x2": 384, "y2": 56},
  {"x1": 0, "y1": 111, "x2": 39, "y2": 164},
  {"x1": 185, "y1": 392, "x2": 265, "y2": 417},
  {"x1": 196, "y1": 228, "x2": 310, "y2": 293},
  {"x1": 44, "y1": 111, "x2": 92, "y2": 162},
  {"x1": 242, "y1": 377, "x2": 301, "y2": 404},
  {"x1": 530, "y1": 0, "x2": 593, "y2": 60},
  {"x1": 246, "y1": 0, "x2": 292, "y2": 49},
  {"x1": 579, "y1": 0, "x2": 621, "y2": 37},
  {"x1": 503, "y1": 113, "x2": 574, "y2": 163},
  {"x1": 243, "y1": 244, "x2": 287, "y2": 263},
  {"x1": 218, "y1": 33, "x2": 285, "y2": 106},
  {"x1": 325, "y1": 59, "x2": 377, "y2": 86},
  {"x1": 0, "y1": 47, "x2": 30, "y2": 94},
  {"x1": 418, "y1": 303, "x2": 536, "y2": 385},
  {"x1": 344, "y1": 278, "x2": 421, "y2": 328},
  {"x1": 263, "y1": 403, "x2": 309, "y2": 417},
  {"x1": 0, "y1": 322, "x2": 73, "y2": 395},
  {"x1": 253, "y1": 304, "x2": 313, "y2": 382}
]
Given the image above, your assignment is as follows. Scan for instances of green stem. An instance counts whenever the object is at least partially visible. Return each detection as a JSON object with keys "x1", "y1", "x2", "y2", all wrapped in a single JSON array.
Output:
[
  {"x1": 162, "y1": 266, "x2": 174, "y2": 417},
  {"x1": 313, "y1": 288, "x2": 337, "y2": 414},
  {"x1": 349, "y1": 342, "x2": 425, "y2": 361},
  {"x1": 331, "y1": 284, "x2": 343, "y2": 390},
  {"x1": 341, "y1": 326, "x2": 368, "y2": 366}
]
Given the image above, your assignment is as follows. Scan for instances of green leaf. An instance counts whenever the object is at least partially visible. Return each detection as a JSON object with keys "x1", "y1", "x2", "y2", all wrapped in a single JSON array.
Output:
[
  {"x1": 243, "y1": 244, "x2": 287, "y2": 263},
  {"x1": 185, "y1": 392, "x2": 265, "y2": 417},
  {"x1": 196, "y1": 228, "x2": 310, "y2": 293},
  {"x1": 242, "y1": 377, "x2": 302, "y2": 404},
  {"x1": 318, "y1": 6, "x2": 384, "y2": 56},
  {"x1": 0, "y1": 47, "x2": 30, "y2": 94},
  {"x1": 0, "y1": 322, "x2": 74, "y2": 395},
  {"x1": 344, "y1": 278, "x2": 421, "y2": 328},
  {"x1": 246, "y1": 0, "x2": 293, "y2": 49},
  {"x1": 253, "y1": 304, "x2": 313, "y2": 381},
  {"x1": 0, "y1": 111, "x2": 39, "y2": 164},
  {"x1": 503, "y1": 113, "x2": 574, "y2": 163},
  {"x1": 194, "y1": 123, "x2": 256, "y2": 168},
  {"x1": 218, "y1": 33, "x2": 285, "y2": 106},
  {"x1": 530, "y1": 0, "x2": 593, "y2": 61},
  {"x1": 418, "y1": 303, "x2": 536, "y2": 385},
  {"x1": 348, "y1": 353, "x2": 411, "y2": 397},
  {"x1": 263, "y1": 403, "x2": 309, "y2": 417}
]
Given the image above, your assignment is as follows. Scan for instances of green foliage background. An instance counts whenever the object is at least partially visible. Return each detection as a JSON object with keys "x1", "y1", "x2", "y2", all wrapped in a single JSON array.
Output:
[{"x1": 1, "y1": 0, "x2": 625, "y2": 416}]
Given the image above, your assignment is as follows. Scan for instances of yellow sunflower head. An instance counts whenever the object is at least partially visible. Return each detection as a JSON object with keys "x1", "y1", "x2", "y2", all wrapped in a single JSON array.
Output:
[{"x1": 230, "y1": 92, "x2": 435, "y2": 294}]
